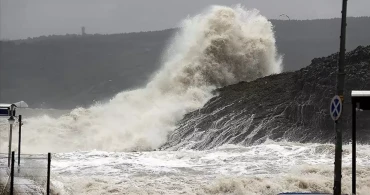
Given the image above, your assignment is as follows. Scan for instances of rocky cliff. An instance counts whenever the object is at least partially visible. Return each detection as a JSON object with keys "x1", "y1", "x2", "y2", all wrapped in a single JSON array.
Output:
[{"x1": 162, "y1": 46, "x2": 370, "y2": 150}]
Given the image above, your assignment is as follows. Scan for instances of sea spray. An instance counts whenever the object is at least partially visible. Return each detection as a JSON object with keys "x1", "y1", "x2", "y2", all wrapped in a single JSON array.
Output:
[{"x1": 0, "y1": 5, "x2": 282, "y2": 153}]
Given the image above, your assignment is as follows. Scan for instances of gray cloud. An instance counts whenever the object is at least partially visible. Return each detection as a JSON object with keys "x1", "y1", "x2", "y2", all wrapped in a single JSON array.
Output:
[{"x1": 1, "y1": 0, "x2": 369, "y2": 40}]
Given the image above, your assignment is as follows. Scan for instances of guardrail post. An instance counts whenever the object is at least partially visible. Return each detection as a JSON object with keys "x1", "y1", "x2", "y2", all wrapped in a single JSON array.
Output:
[
  {"x1": 18, "y1": 115, "x2": 22, "y2": 166},
  {"x1": 10, "y1": 151, "x2": 15, "y2": 195},
  {"x1": 8, "y1": 124, "x2": 13, "y2": 167},
  {"x1": 47, "y1": 153, "x2": 51, "y2": 195},
  {"x1": 352, "y1": 101, "x2": 357, "y2": 195}
]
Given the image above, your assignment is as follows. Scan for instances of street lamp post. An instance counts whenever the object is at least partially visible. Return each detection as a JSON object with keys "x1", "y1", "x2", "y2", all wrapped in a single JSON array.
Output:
[{"x1": 7, "y1": 106, "x2": 15, "y2": 167}]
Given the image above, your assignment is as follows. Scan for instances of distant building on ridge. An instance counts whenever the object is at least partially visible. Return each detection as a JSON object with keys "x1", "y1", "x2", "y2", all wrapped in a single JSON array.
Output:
[{"x1": 82, "y1": 26, "x2": 86, "y2": 36}]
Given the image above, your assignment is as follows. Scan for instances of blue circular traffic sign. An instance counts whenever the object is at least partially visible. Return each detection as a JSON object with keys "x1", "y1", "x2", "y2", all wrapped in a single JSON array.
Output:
[{"x1": 330, "y1": 95, "x2": 343, "y2": 121}]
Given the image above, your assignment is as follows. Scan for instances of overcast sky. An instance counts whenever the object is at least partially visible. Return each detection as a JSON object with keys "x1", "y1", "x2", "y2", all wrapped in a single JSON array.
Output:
[{"x1": 1, "y1": 0, "x2": 370, "y2": 40}]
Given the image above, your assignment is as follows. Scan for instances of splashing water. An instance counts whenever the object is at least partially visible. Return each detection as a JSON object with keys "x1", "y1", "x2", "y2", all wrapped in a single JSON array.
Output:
[
  {"x1": 48, "y1": 142, "x2": 370, "y2": 195},
  {"x1": 0, "y1": 5, "x2": 282, "y2": 153}
]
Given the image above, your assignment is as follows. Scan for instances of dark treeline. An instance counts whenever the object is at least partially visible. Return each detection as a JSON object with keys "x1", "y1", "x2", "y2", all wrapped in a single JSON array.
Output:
[{"x1": 1, "y1": 17, "x2": 370, "y2": 109}]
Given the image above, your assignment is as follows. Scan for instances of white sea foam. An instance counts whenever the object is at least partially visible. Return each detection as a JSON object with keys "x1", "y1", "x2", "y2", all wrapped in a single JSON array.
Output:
[
  {"x1": 48, "y1": 142, "x2": 370, "y2": 195},
  {"x1": 0, "y1": 5, "x2": 281, "y2": 153}
]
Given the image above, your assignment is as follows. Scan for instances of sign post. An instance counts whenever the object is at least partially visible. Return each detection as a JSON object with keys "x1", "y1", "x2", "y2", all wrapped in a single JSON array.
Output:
[
  {"x1": 331, "y1": 95, "x2": 344, "y2": 194},
  {"x1": 333, "y1": 0, "x2": 348, "y2": 194},
  {"x1": 0, "y1": 104, "x2": 17, "y2": 167},
  {"x1": 1, "y1": 102, "x2": 27, "y2": 167}
]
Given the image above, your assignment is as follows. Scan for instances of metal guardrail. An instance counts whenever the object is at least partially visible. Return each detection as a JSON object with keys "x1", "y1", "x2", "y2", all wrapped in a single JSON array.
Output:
[{"x1": 0, "y1": 152, "x2": 51, "y2": 195}]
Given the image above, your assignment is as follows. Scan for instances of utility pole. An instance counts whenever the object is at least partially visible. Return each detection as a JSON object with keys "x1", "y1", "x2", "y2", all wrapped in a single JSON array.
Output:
[{"x1": 333, "y1": 0, "x2": 348, "y2": 195}]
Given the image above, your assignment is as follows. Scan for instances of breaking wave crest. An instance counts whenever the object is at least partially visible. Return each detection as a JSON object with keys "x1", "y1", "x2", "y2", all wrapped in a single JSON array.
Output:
[{"x1": 2, "y1": 5, "x2": 282, "y2": 153}]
